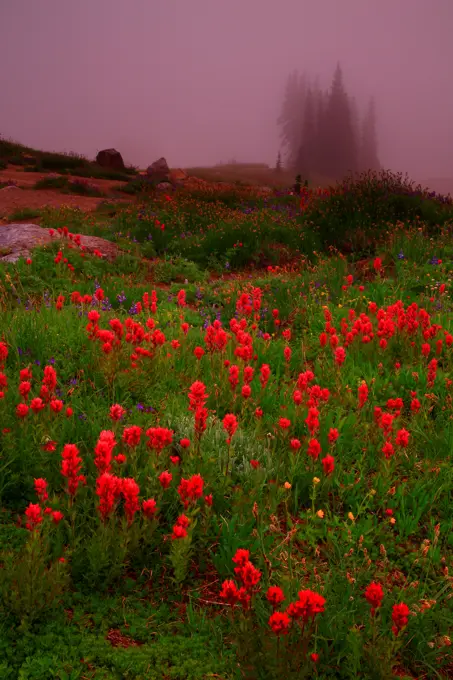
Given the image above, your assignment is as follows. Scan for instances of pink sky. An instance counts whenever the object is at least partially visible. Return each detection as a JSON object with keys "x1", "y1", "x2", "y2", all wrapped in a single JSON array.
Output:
[{"x1": 1, "y1": 0, "x2": 452, "y2": 178}]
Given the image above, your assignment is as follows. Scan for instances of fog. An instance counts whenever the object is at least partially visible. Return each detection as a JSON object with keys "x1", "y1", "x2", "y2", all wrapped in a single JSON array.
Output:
[{"x1": 1, "y1": 0, "x2": 452, "y2": 180}]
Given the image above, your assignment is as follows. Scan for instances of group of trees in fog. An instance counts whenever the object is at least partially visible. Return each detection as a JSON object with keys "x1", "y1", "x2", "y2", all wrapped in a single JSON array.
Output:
[{"x1": 278, "y1": 64, "x2": 380, "y2": 180}]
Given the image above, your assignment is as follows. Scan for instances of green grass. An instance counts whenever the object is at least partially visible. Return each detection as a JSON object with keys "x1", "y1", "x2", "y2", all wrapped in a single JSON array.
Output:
[{"x1": 8, "y1": 207, "x2": 42, "y2": 222}]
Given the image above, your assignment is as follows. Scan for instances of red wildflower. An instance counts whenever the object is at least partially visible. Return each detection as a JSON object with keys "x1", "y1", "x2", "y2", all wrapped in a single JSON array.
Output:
[
  {"x1": 254, "y1": 407, "x2": 263, "y2": 419},
  {"x1": 241, "y1": 384, "x2": 251, "y2": 399},
  {"x1": 232, "y1": 549, "x2": 250, "y2": 567},
  {"x1": 236, "y1": 561, "x2": 262, "y2": 590},
  {"x1": 278, "y1": 417, "x2": 291, "y2": 430},
  {"x1": 307, "y1": 438, "x2": 321, "y2": 460},
  {"x1": 96, "y1": 472, "x2": 120, "y2": 521},
  {"x1": 305, "y1": 407, "x2": 320, "y2": 435},
  {"x1": 42, "y1": 365, "x2": 57, "y2": 393},
  {"x1": 16, "y1": 403, "x2": 29, "y2": 418},
  {"x1": 172, "y1": 524, "x2": 188, "y2": 540},
  {"x1": 269, "y1": 611, "x2": 291, "y2": 635},
  {"x1": 421, "y1": 343, "x2": 430, "y2": 357},
  {"x1": 142, "y1": 498, "x2": 157, "y2": 519},
  {"x1": 34, "y1": 478, "x2": 48, "y2": 503},
  {"x1": 50, "y1": 398, "x2": 63, "y2": 413},
  {"x1": 176, "y1": 513, "x2": 190, "y2": 528},
  {"x1": 41, "y1": 440, "x2": 57, "y2": 451},
  {"x1": 30, "y1": 397, "x2": 45, "y2": 413},
  {"x1": 219, "y1": 579, "x2": 239, "y2": 605},
  {"x1": 364, "y1": 582, "x2": 384, "y2": 614},
  {"x1": 228, "y1": 365, "x2": 240, "y2": 390},
  {"x1": 223, "y1": 413, "x2": 238, "y2": 439},
  {"x1": 391, "y1": 603, "x2": 410, "y2": 636},
  {"x1": 290, "y1": 438, "x2": 301, "y2": 451},
  {"x1": 411, "y1": 398, "x2": 421, "y2": 413},
  {"x1": 51, "y1": 510, "x2": 64, "y2": 525},
  {"x1": 122, "y1": 425, "x2": 142, "y2": 447},
  {"x1": 61, "y1": 444, "x2": 83, "y2": 496},
  {"x1": 382, "y1": 441, "x2": 395, "y2": 459},
  {"x1": 19, "y1": 381, "x2": 31, "y2": 401},
  {"x1": 358, "y1": 382, "x2": 369, "y2": 408},
  {"x1": 260, "y1": 364, "x2": 271, "y2": 388},
  {"x1": 19, "y1": 368, "x2": 32, "y2": 381},
  {"x1": 328, "y1": 428, "x2": 339, "y2": 443},
  {"x1": 266, "y1": 586, "x2": 285, "y2": 607},
  {"x1": 193, "y1": 346, "x2": 205, "y2": 360},
  {"x1": 121, "y1": 477, "x2": 140, "y2": 524},
  {"x1": 109, "y1": 404, "x2": 126, "y2": 421},
  {"x1": 94, "y1": 430, "x2": 116, "y2": 474},
  {"x1": 250, "y1": 459, "x2": 260, "y2": 469},
  {"x1": 178, "y1": 474, "x2": 204, "y2": 504},
  {"x1": 194, "y1": 406, "x2": 208, "y2": 435},
  {"x1": 204, "y1": 493, "x2": 213, "y2": 507},
  {"x1": 188, "y1": 380, "x2": 208, "y2": 410},
  {"x1": 395, "y1": 428, "x2": 410, "y2": 448},
  {"x1": 159, "y1": 470, "x2": 173, "y2": 489},
  {"x1": 322, "y1": 454, "x2": 335, "y2": 475},
  {"x1": 180, "y1": 438, "x2": 191, "y2": 449},
  {"x1": 146, "y1": 427, "x2": 173, "y2": 453},
  {"x1": 25, "y1": 503, "x2": 43, "y2": 531},
  {"x1": 334, "y1": 346, "x2": 346, "y2": 366}
]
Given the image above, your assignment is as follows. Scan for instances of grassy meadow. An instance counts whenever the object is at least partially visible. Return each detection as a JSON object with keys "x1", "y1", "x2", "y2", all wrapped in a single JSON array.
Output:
[{"x1": 0, "y1": 169, "x2": 452, "y2": 679}]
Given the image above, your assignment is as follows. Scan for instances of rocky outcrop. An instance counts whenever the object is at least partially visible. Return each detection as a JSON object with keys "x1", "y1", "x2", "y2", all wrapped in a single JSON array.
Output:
[
  {"x1": 0, "y1": 223, "x2": 117, "y2": 262},
  {"x1": 96, "y1": 148, "x2": 125, "y2": 171},
  {"x1": 146, "y1": 157, "x2": 170, "y2": 183}
]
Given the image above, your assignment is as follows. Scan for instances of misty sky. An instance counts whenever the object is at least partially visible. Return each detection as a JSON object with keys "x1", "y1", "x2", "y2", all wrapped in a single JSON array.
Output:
[{"x1": 1, "y1": 0, "x2": 452, "y2": 178}]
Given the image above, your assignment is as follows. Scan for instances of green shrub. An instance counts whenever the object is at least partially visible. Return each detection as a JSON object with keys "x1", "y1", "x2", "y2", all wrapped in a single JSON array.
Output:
[
  {"x1": 304, "y1": 170, "x2": 453, "y2": 252},
  {"x1": 34, "y1": 176, "x2": 68, "y2": 190},
  {"x1": 152, "y1": 257, "x2": 207, "y2": 283}
]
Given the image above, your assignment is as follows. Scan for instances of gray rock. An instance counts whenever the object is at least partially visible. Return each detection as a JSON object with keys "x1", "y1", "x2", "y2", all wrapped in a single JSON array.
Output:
[
  {"x1": 146, "y1": 157, "x2": 170, "y2": 182},
  {"x1": 96, "y1": 148, "x2": 125, "y2": 171},
  {"x1": 0, "y1": 223, "x2": 118, "y2": 262},
  {"x1": 156, "y1": 182, "x2": 173, "y2": 190}
]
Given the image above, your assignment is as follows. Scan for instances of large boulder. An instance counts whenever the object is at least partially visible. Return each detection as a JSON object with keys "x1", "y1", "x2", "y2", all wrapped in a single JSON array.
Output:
[
  {"x1": 146, "y1": 157, "x2": 170, "y2": 183},
  {"x1": 0, "y1": 223, "x2": 118, "y2": 262},
  {"x1": 96, "y1": 148, "x2": 125, "y2": 171}
]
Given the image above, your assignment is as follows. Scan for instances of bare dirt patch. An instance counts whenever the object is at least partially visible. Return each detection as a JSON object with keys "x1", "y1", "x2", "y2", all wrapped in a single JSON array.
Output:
[{"x1": 0, "y1": 166, "x2": 133, "y2": 219}]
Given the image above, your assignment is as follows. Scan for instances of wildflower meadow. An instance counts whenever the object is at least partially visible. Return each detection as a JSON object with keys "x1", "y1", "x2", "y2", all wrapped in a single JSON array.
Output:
[{"x1": 0, "y1": 171, "x2": 452, "y2": 679}]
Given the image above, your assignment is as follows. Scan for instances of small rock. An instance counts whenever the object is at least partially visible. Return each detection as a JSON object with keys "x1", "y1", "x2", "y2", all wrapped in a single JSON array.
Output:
[
  {"x1": 96, "y1": 149, "x2": 125, "y2": 171},
  {"x1": 146, "y1": 157, "x2": 170, "y2": 183}
]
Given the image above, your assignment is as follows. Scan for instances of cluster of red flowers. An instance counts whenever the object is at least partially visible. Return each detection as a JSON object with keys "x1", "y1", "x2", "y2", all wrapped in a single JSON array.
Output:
[
  {"x1": 364, "y1": 581, "x2": 410, "y2": 636},
  {"x1": 219, "y1": 549, "x2": 262, "y2": 609},
  {"x1": 219, "y1": 549, "x2": 326, "y2": 643}
]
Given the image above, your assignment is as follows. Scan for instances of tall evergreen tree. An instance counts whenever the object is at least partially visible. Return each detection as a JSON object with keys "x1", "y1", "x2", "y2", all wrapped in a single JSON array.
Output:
[
  {"x1": 321, "y1": 63, "x2": 358, "y2": 179},
  {"x1": 278, "y1": 71, "x2": 307, "y2": 168},
  {"x1": 359, "y1": 98, "x2": 380, "y2": 171},
  {"x1": 296, "y1": 87, "x2": 316, "y2": 177}
]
